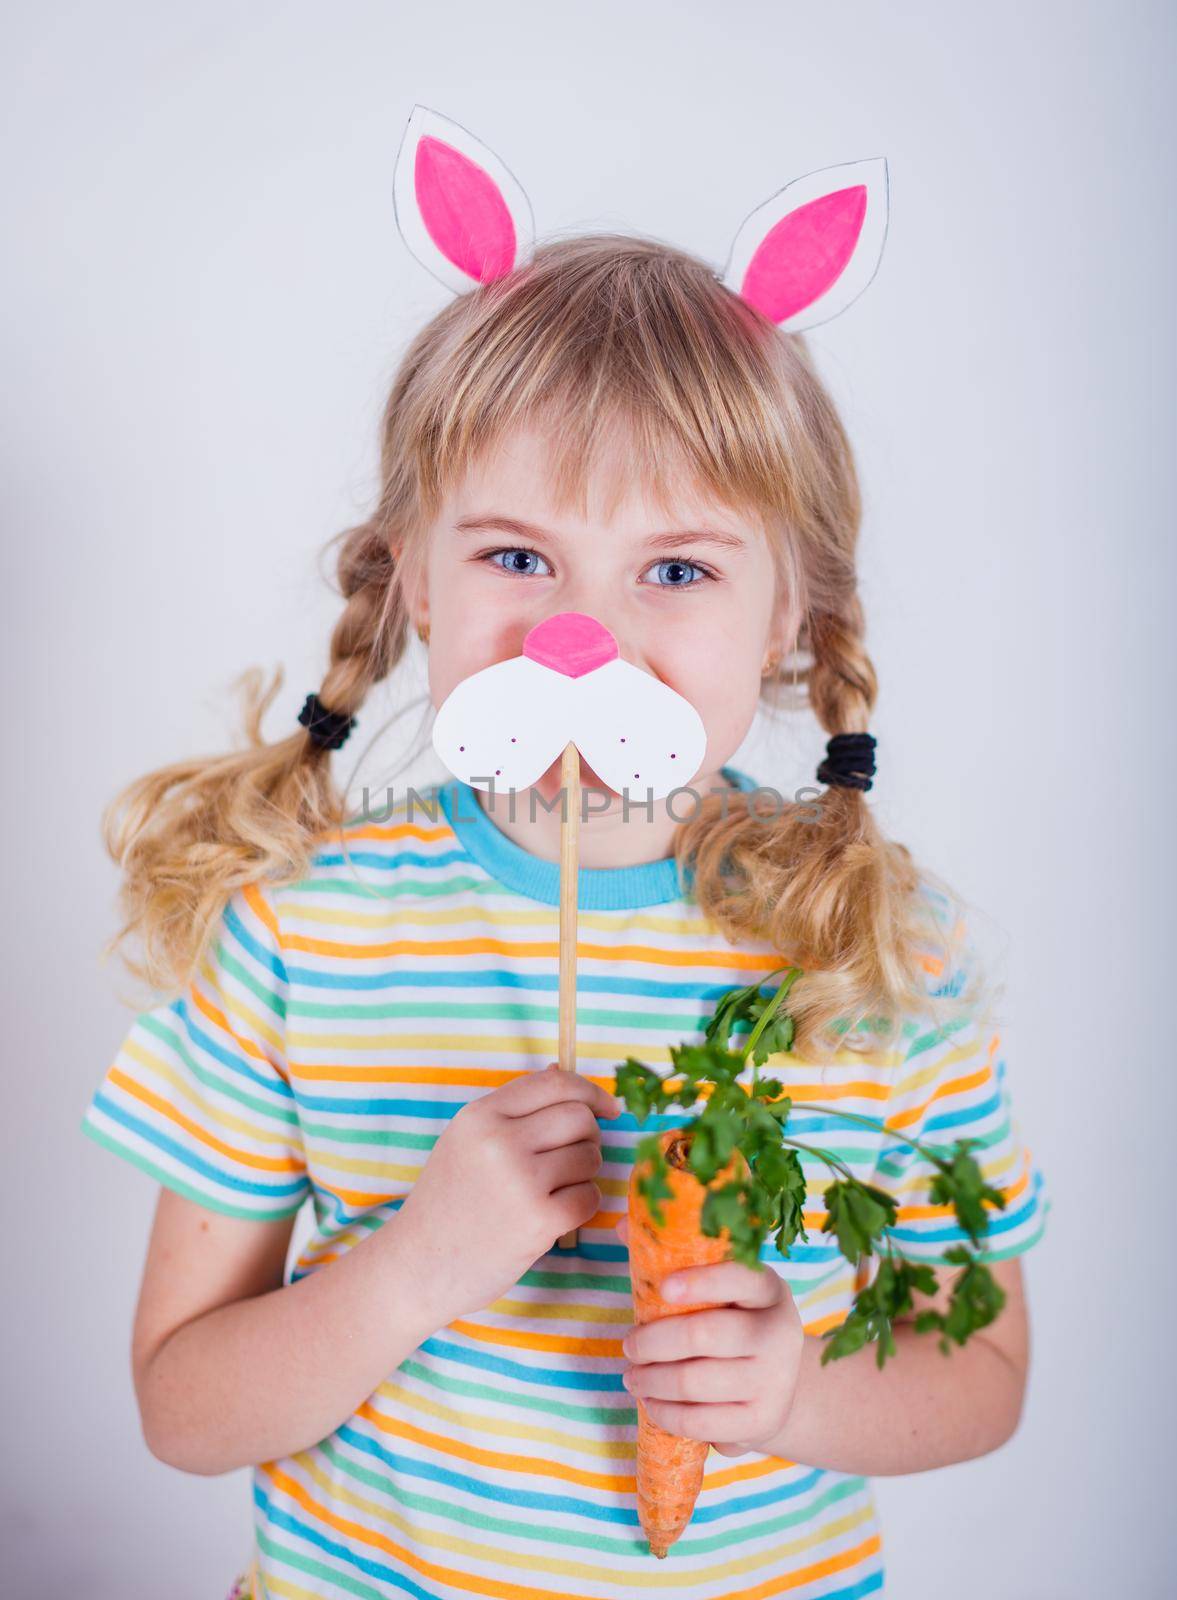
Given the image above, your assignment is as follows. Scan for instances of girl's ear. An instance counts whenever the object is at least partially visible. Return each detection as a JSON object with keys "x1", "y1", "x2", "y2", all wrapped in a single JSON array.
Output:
[
  {"x1": 393, "y1": 103, "x2": 536, "y2": 295},
  {"x1": 721, "y1": 158, "x2": 889, "y2": 332}
]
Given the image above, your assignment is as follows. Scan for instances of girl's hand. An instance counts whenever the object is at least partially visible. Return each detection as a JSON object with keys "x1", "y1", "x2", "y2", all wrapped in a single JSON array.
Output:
[
  {"x1": 615, "y1": 1211, "x2": 805, "y2": 1457},
  {"x1": 399, "y1": 1065, "x2": 621, "y2": 1327}
]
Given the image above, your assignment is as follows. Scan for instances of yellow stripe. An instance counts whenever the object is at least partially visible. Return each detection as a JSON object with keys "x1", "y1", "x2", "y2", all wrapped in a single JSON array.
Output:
[
  {"x1": 888, "y1": 1026, "x2": 997, "y2": 1102},
  {"x1": 280, "y1": 899, "x2": 766, "y2": 938}
]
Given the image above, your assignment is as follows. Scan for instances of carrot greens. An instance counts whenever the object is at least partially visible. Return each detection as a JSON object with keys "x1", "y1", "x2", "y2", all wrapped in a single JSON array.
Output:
[{"x1": 614, "y1": 967, "x2": 1009, "y2": 1370}]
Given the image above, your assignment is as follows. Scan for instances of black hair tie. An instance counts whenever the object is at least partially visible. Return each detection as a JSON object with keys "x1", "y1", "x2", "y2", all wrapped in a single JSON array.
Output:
[
  {"x1": 816, "y1": 732, "x2": 877, "y2": 792},
  {"x1": 298, "y1": 692, "x2": 357, "y2": 751}
]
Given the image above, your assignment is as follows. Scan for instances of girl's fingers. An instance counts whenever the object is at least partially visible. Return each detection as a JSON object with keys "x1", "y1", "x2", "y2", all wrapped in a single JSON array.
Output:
[
  {"x1": 658, "y1": 1261, "x2": 785, "y2": 1310},
  {"x1": 637, "y1": 1397, "x2": 760, "y2": 1443},
  {"x1": 623, "y1": 1305, "x2": 761, "y2": 1363},
  {"x1": 623, "y1": 1355, "x2": 756, "y2": 1404}
]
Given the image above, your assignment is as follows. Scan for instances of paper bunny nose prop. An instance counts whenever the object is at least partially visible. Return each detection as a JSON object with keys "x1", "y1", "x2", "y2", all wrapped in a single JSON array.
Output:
[
  {"x1": 430, "y1": 612, "x2": 708, "y2": 799},
  {"x1": 393, "y1": 103, "x2": 889, "y2": 332}
]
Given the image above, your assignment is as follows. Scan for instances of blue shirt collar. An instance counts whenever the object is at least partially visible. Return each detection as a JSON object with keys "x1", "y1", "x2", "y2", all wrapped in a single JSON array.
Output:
[{"x1": 437, "y1": 766, "x2": 759, "y2": 909}]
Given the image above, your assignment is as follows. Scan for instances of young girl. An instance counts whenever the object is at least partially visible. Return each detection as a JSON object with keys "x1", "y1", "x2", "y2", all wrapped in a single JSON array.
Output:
[{"x1": 81, "y1": 108, "x2": 1049, "y2": 1600}]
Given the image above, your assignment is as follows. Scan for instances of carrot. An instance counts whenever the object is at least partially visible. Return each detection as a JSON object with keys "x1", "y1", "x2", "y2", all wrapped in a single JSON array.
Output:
[{"x1": 627, "y1": 1126, "x2": 749, "y2": 1559}]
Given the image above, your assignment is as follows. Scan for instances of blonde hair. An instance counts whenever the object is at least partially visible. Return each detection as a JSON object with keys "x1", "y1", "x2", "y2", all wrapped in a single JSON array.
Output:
[{"x1": 103, "y1": 234, "x2": 982, "y2": 1059}]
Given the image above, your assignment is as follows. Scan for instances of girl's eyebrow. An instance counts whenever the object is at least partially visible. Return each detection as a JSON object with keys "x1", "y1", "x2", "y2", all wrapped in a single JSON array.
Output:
[{"x1": 452, "y1": 513, "x2": 748, "y2": 553}]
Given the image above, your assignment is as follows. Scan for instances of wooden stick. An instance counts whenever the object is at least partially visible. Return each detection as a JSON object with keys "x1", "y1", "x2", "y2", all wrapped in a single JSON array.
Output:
[{"x1": 556, "y1": 740, "x2": 581, "y2": 1249}]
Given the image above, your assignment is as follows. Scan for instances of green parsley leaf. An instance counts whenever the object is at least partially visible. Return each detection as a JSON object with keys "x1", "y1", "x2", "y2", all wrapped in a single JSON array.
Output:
[
  {"x1": 927, "y1": 1140, "x2": 1008, "y2": 1246},
  {"x1": 820, "y1": 1180, "x2": 899, "y2": 1265}
]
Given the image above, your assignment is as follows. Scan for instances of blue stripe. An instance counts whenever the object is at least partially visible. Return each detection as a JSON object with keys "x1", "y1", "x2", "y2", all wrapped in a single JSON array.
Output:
[
  {"x1": 334, "y1": 1427, "x2": 837, "y2": 1526},
  {"x1": 286, "y1": 962, "x2": 782, "y2": 1001},
  {"x1": 223, "y1": 894, "x2": 289, "y2": 990},
  {"x1": 302, "y1": 844, "x2": 476, "y2": 875},
  {"x1": 821, "y1": 1570, "x2": 886, "y2": 1600},
  {"x1": 875, "y1": 1089, "x2": 1004, "y2": 1168},
  {"x1": 415, "y1": 1331, "x2": 631, "y2": 1391},
  {"x1": 90, "y1": 1091, "x2": 308, "y2": 1203},
  {"x1": 166, "y1": 1002, "x2": 296, "y2": 1103}
]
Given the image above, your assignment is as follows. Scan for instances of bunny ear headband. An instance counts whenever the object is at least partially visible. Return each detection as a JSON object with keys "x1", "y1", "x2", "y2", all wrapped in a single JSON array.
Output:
[{"x1": 391, "y1": 101, "x2": 889, "y2": 330}]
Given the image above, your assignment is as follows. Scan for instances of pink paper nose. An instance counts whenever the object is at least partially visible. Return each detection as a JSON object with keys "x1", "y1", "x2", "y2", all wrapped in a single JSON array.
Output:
[{"x1": 522, "y1": 612, "x2": 619, "y2": 678}]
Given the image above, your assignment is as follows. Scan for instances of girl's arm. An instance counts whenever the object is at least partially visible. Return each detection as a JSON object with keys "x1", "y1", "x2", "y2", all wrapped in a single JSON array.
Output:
[
  {"x1": 758, "y1": 1254, "x2": 1029, "y2": 1474},
  {"x1": 132, "y1": 1186, "x2": 446, "y2": 1477}
]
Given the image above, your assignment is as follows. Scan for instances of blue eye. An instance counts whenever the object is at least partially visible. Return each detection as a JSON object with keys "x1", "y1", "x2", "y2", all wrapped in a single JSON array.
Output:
[
  {"x1": 645, "y1": 557, "x2": 710, "y2": 588},
  {"x1": 485, "y1": 546, "x2": 552, "y2": 577}
]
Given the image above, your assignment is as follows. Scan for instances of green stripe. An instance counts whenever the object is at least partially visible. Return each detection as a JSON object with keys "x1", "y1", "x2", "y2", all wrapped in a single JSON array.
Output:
[
  {"x1": 301, "y1": 1119, "x2": 436, "y2": 1149},
  {"x1": 137, "y1": 1012, "x2": 300, "y2": 1127},
  {"x1": 602, "y1": 1137, "x2": 871, "y2": 1169},
  {"x1": 519, "y1": 1267, "x2": 633, "y2": 1294},
  {"x1": 903, "y1": 1010, "x2": 974, "y2": 1061},
  {"x1": 284, "y1": 871, "x2": 502, "y2": 901},
  {"x1": 79, "y1": 1116, "x2": 303, "y2": 1221},
  {"x1": 287, "y1": 998, "x2": 718, "y2": 1032},
  {"x1": 975, "y1": 1202, "x2": 1050, "y2": 1262},
  {"x1": 395, "y1": 1355, "x2": 632, "y2": 1426}
]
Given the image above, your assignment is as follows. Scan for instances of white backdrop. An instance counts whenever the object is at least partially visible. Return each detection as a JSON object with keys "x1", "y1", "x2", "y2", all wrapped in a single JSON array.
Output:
[{"x1": 3, "y1": 2, "x2": 1172, "y2": 1594}]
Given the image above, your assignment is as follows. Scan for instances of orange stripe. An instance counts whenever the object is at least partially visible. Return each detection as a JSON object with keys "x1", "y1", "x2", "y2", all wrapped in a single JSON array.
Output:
[
  {"x1": 243, "y1": 881, "x2": 280, "y2": 940},
  {"x1": 448, "y1": 1318, "x2": 624, "y2": 1359},
  {"x1": 289, "y1": 1063, "x2": 629, "y2": 1089},
  {"x1": 189, "y1": 976, "x2": 290, "y2": 1085},
  {"x1": 786, "y1": 1079, "x2": 891, "y2": 1103},
  {"x1": 277, "y1": 930, "x2": 784, "y2": 971},
  {"x1": 355, "y1": 1400, "x2": 627, "y2": 1491},
  {"x1": 803, "y1": 1307, "x2": 856, "y2": 1337},
  {"x1": 286, "y1": 1061, "x2": 893, "y2": 1098},
  {"x1": 309, "y1": 819, "x2": 452, "y2": 846},
  {"x1": 107, "y1": 1065, "x2": 304, "y2": 1175},
  {"x1": 733, "y1": 1534, "x2": 881, "y2": 1599},
  {"x1": 701, "y1": 1451, "x2": 800, "y2": 1487},
  {"x1": 885, "y1": 1054, "x2": 996, "y2": 1133}
]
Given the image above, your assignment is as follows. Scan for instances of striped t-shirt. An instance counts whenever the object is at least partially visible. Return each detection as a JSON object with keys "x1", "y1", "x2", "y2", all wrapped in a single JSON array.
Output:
[{"x1": 80, "y1": 765, "x2": 1050, "y2": 1600}]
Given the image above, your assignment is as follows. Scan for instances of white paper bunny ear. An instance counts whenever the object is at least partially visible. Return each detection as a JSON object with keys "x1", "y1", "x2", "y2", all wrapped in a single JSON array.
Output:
[
  {"x1": 722, "y1": 157, "x2": 889, "y2": 332},
  {"x1": 392, "y1": 103, "x2": 536, "y2": 295}
]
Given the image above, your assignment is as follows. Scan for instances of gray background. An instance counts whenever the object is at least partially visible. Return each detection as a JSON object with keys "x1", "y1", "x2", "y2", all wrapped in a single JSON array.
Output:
[{"x1": 3, "y1": 1, "x2": 1172, "y2": 1594}]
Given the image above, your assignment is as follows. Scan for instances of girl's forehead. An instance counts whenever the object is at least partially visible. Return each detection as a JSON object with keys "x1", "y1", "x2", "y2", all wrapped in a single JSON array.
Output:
[{"x1": 437, "y1": 422, "x2": 762, "y2": 535}]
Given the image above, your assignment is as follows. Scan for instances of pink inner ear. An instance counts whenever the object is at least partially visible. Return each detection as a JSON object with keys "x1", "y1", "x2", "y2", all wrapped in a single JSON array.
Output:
[
  {"x1": 415, "y1": 135, "x2": 517, "y2": 284},
  {"x1": 740, "y1": 185, "x2": 868, "y2": 323}
]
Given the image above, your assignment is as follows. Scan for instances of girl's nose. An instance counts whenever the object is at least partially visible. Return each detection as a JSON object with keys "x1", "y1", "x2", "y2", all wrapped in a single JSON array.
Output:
[{"x1": 522, "y1": 612, "x2": 619, "y2": 678}]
